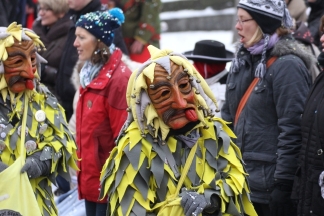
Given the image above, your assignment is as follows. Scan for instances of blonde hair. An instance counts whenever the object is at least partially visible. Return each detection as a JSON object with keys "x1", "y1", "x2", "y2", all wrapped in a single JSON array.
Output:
[
  {"x1": 38, "y1": 0, "x2": 69, "y2": 15},
  {"x1": 246, "y1": 26, "x2": 263, "y2": 47},
  {"x1": 246, "y1": 25, "x2": 291, "y2": 47}
]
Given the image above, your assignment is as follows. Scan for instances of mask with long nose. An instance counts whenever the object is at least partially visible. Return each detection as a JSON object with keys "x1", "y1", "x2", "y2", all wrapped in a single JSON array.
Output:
[{"x1": 3, "y1": 40, "x2": 36, "y2": 93}]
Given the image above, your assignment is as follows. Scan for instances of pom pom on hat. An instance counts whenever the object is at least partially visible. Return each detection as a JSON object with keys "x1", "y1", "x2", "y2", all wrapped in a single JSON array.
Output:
[
  {"x1": 76, "y1": 9, "x2": 125, "y2": 47},
  {"x1": 109, "y1": 8, "x2": 125, "y2": 25}
]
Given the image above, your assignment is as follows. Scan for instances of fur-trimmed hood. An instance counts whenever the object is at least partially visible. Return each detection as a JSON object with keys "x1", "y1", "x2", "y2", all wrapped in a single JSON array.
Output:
[
  {"x1": 70, "y1": 60, "x2": 84, "y2": 91},
  {"x1": 270, "y1": 36, "x2": 317, "y2": 70},
  {"x1": 233, "y1": 35, "x2": 317, "y2": 71}
]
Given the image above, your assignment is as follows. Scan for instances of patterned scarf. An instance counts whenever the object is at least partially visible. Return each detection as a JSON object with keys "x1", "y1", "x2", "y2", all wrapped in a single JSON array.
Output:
[
  {"x1": 79, "y1": 61, "x2": 103, "y2": 88},
  {"x1": 230, "y1": 33, "x2": 280, "y2": 78}
]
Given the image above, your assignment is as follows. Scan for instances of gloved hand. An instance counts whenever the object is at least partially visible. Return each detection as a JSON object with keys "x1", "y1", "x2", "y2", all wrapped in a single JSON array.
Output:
[
  {"x1": 269, "y1": 179, "x2": 297, "y2": 216},
  {"x1": 21, "y1": 151, "x2": 51, "y2": 179},
  {"x1": 0, "y1": 161, "x2": 8, "y2": 172},
  {"x1": 181, "y1": 191, "x2": 207, "y2": 216}
]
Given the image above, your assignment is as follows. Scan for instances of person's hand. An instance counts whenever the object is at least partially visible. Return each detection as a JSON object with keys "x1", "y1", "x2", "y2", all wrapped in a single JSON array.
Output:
[
  {"x1": 181, "y1": 191, "x2": 207, "y2": 216},
  {"x1": 130, "y1": 40, "x2": 144, "y2": 54},
  {"x1": 269, "y1": 180, "x2": 297, "y2": 216},
  {"x1": 107, "y1": 1, "x2": 116, "y2": 9},
  {"x1": 21, "y1": 152, "x2": 51, "y2": 179},
  {"x1": 0, "y1": 161, "x2": 8, "y2": 172}
]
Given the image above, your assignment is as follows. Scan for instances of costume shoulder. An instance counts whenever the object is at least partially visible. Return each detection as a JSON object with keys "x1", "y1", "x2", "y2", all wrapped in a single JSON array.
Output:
[
  {"x1": 0, "y1": 89, "x2": 78, "y2": 216},
  {"x1": 100, "y1": 119, "x2": 256, "y2": 216}
]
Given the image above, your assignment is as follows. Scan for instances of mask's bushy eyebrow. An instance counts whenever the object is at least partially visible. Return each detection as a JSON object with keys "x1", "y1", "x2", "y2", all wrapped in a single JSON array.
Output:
[
  {"x1": 149, "y1": 81, "x2": 172, "y2": 91},
  {"x1": 175, "y1": 71, "x2": 189, "y2": 82},
  {"x1": 8, "y1": 50, "x2": 26, "y2": 58}
]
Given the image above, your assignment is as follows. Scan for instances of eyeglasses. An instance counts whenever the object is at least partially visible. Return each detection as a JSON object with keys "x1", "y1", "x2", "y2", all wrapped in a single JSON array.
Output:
[
  {"x1": 236, "y1": 18, "x2": 254, "y2": 26},
  {"x1": 38, "y1": 6, "x2": 52, "y2": 12}
]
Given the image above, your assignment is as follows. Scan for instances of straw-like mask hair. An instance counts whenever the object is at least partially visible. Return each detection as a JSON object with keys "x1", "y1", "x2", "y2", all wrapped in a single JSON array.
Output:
[
  {"x1": 0, "y1": 22, "x2": 47, "y2": 103},
  {"x1": 118, "y1": 45, "x2": 220, "y2": 142}
]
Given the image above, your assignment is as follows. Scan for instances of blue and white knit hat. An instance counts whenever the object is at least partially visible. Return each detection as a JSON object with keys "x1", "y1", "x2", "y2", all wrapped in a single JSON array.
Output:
[{"x1": 76, "y1": 8, "x2": 125, "y2": 47}]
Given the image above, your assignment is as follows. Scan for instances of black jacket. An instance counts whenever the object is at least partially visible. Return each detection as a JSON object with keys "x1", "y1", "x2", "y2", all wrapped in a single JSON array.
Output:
[
  {"x1": 0, "y1": 0, "x2": 25, "y2": 26},
  {"x1": 292, "y1": 70, "x2": 324, "y2": 216},
  {"x1": 33, "y1": 14, "x2": 73, "y2": 96},
  {"x1": 222, "y1": 36, "x2": 313, "y2": 204},
  {"x1": 56, "y1": 0, "x2": 102, "y2": 121}
]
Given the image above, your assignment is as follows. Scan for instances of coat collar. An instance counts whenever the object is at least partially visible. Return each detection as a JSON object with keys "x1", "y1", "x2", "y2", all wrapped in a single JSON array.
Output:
[{"x1": 85, "y1": 48, "x2": 123, "y2": 90}]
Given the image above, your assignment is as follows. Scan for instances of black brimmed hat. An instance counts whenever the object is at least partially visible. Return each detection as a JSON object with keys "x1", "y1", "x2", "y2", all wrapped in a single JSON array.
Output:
[{"x1": 183, "y1": 40, "x2": 234, "y2": 63}]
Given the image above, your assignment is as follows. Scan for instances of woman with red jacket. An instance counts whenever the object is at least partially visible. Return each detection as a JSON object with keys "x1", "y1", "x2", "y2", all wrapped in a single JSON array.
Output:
[{"x1": 74, "y1": 8, "x2": 132, "y2": 216}]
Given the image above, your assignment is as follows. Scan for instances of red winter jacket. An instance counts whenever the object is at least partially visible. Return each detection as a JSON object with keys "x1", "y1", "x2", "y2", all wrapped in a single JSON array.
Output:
[{"x1": 76, "y1": 49, "x2": 131, "y2": 202}]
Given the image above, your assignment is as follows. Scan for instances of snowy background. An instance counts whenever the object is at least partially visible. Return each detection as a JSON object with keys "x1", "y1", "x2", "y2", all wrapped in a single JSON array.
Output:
[{"x1": 159, "y1": 0, "x2": 236, "y2": 69}]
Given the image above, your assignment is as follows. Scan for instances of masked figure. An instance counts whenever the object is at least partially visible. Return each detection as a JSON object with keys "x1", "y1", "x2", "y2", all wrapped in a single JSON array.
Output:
[
  {"x1": 0, "y1": 22, "x2": 78, "y2": 216},
  {"x1": 100, "y1": 45, "x2": 257, "y2": 216}
]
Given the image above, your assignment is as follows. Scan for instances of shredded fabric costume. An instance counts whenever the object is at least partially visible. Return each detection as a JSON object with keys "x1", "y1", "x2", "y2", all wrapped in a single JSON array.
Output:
[
  {"x1": 0, "y1": 22, "x2": 78, "y2": 216},
  {"x1": 100, "y1": 46, "x2": 256, "y2": 215}
]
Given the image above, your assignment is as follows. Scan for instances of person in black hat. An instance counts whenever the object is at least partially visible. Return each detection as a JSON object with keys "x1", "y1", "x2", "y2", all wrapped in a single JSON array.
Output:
[{"x1": 183, "y1": 40, "x2": 234, "y2": 117}]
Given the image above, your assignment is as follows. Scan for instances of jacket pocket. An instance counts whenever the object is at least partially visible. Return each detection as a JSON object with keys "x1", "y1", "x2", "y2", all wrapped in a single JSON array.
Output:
[
  {"x1": 227, "y1": 82, "x2": 236, "y2": 90},
  {"x1": 243, "y1": 152, "x2": 276, "y2": 192},
  {"x1": 254, "y1": 86, "x2": 265, "y2": 93},
  {"x1": 94, "y1": 136, "x2": 109, "y2": 172},
  {"x1": 244, "y1": 159, "x2": 275, "y2": 192}
]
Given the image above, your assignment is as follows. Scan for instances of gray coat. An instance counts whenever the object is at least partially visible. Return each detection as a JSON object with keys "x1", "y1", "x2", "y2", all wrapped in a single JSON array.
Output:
[{"x1": 221, "y1": 36, "x2": 314, "y2": 204}]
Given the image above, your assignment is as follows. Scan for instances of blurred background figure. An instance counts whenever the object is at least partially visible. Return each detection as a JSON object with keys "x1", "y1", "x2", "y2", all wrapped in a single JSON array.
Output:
[
  {"x1": 32, "y1": 0, "x2": 71, "y2": 102},
  {"x1": 285, "y1": 0, "x2": 308, "y2": 23},
  {"x1": 32, "y1": 0, "x2": 73, "y2": 197},
  {"x1": 183, "y1": 40, "x2": 234, "y2": 117},
  {"x1": 292, "y1": 20, "x2": 321, "y2": 82},
  {"x1": 108, "y1": 0, "x2": 162, "y2": 63},
  {"x1": 26, "y1": 0, "x2": 38, "y2": 29},
  {"x1": 306, "y1": 0, "x2": 324, "y2": 49},
  {"x1": 292, "y1": 14, "x2": 324, "y2": 216},
  {"x1": 0, "y1": 0, "x2": 26, "y2": 26},
  {"x1": 56, "y1": 0, "x2": 102, "y2": 123}
]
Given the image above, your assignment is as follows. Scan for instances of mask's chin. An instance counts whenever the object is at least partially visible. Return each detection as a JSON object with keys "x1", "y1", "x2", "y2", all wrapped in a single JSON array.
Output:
[{"x1": 168, "y1": 120, "x2": 200, "y2": 136}]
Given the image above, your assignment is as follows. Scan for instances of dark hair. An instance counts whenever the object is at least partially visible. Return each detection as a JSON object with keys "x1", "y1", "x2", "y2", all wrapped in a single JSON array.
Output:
[{"x1": 91, "y1": 41, "x2": 111, "y2": 65}]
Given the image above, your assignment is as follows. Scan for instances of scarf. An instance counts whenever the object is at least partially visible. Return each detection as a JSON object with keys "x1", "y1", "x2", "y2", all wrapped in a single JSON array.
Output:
[
  {"x1": 193, "y1": 62, "x2": 226, "y2": 79},
  {"x1": 79, "y1": 61, "x2": 103, "y2": 88},
  {"x1": 231, "y1": 33, "x2": 280, "y2": 78}
]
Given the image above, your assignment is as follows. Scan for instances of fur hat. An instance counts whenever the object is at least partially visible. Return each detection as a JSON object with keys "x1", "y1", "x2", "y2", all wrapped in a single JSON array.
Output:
[
  {"x1": 75, "y1": 8, "x2": 124, "y2": 47},
  {"x1": 237, "y1": 0, "x2": 293, "y2": 34}
]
